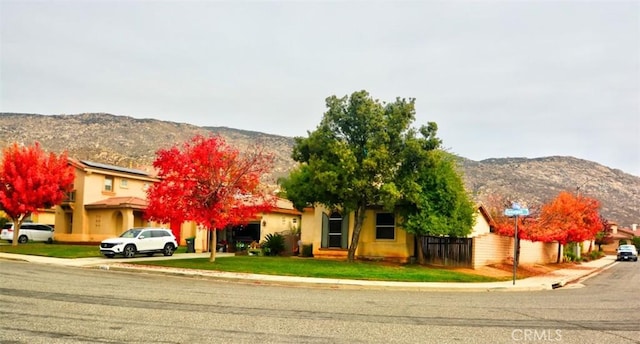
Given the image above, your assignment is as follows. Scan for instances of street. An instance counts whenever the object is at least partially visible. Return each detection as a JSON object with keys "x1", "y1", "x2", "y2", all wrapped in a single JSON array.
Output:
[{"x1": 0, "y1": 260, "x2": 638, "y2": 344}]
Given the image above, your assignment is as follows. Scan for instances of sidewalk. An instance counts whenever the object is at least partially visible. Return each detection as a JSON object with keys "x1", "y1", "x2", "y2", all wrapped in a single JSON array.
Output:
[{"x1": 0, "y1": 252, "x2": 618, "y2": 292}]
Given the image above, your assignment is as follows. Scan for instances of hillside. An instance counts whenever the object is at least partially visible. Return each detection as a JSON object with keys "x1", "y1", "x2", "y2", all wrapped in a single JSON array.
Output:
[{"x1": 1, "y1": 113, "x2": 638, "y2": 227}]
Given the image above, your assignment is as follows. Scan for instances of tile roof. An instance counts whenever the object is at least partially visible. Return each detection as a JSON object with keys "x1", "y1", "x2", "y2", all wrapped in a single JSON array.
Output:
[{"x1": 85, "y1": 197, "x2": 148, "y2": 209}]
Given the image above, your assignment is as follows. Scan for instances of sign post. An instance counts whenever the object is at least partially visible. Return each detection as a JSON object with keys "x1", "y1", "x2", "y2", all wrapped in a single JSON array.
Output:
[{"x1": 504, "y1": 203, "x2": 529, "y2": 285}]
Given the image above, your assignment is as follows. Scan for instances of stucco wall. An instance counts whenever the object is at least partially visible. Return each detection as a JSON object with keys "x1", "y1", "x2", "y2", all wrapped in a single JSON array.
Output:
[
  {"x1": 469, "y1": 210, "x2": 491, "y2": 237},
  {"x1": 472, "y1": 233, "x2": 559, "y2": 269}
]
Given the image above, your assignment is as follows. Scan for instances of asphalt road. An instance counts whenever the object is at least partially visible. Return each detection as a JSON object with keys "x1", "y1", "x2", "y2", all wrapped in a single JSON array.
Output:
[{"x1": 0, "y1": 260, "x2": 638, "y2": 344}]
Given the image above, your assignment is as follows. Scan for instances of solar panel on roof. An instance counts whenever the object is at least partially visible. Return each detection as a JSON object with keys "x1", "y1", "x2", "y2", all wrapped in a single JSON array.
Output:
[{"x1": 81, "y1": 160, "x2": 149, "y2": 176}]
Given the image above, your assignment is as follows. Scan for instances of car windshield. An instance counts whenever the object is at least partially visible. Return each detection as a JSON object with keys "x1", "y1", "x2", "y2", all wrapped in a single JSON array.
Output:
[{"x1": 119, "y1": 229, "x2": 142, "y2": 238}]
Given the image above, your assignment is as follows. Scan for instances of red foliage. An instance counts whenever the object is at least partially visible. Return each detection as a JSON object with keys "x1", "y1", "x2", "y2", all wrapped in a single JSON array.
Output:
[
  {"x1": 594, "y1": 216, "x2": 614, "y2": 249},
  {"x1": 144, "y1": 135, "x2": 276, "y2": 231},
  {"x1": 0, "y1": 142, "x2": 75, "y2": 245},
  {"x1": 532, "y1": 191, "x2": 602, "y2": 244},
  {"x1": 483, "y1": 194, "x2": 539, "y2": 241}
]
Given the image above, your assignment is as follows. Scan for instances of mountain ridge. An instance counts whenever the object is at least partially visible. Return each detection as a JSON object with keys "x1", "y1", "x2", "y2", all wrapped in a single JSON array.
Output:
[{"x1": 1, "y1": 112, "x2": 638, "y2": 228}]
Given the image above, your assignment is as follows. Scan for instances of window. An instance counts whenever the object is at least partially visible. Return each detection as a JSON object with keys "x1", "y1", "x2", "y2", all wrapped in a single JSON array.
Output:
[
  {"x1": 104, "y1": 176, "x2": 114, "y2": 192},
  {"x1": 375, "y1": 213, "x2": 395, "y2": 240},
  {"x1": 120, "y1": 179, "x2": 128, "y2": 188}
]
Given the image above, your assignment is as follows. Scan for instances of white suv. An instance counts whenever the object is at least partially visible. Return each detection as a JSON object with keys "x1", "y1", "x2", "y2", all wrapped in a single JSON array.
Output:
[
  {"x1": 1, "y1": 223, "x2": 55, "y2": 244},
  {"x1": 100, "y1": 227, "x2": 178, "y2": 258}
]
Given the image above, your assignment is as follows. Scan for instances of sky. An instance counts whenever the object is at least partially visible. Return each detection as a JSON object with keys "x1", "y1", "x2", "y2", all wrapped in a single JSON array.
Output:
[{"x1": 1, "y1": 0, "x2": 639, "y2": 176}]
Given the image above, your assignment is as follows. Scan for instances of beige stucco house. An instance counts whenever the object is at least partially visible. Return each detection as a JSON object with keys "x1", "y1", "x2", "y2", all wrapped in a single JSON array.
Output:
[
  {"x1": 189, "y1": 198, "x2": 302, "y2": 253},
  {"x1": 52, "y1": 159, "x2": 303, "y2": 252},
  {"x1": 54, "y1": 159, "x2": 163, "y2": 243},
  {"x1": 301, "y1": 204, "x2": 558, "y2": 268}
]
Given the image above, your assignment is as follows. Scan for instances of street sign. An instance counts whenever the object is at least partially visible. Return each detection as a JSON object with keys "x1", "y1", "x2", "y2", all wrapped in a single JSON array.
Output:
[{"x1": 504, "y1": 208, "x2": 529, "y2": 217}]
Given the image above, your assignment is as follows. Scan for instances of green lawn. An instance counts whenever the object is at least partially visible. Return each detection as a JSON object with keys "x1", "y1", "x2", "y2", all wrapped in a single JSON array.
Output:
[
  {"x1": 131, "y1": 256, "x2": 504, "y2": 283},
  {"x1": 0, "y1": 243, "x2": 502, "y2": 282},
  {"x1": 0, "y1": 242, "x2": 188, "y2": 258},
  {"x1": 0, "y1": 242, "x2": 102, "y2": 258}
]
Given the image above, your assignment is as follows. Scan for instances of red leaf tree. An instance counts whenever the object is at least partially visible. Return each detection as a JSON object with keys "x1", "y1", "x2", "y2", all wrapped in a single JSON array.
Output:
[
  {"x1": 532, "y1": 191, "x2": 603, "y2": 262},
  {"x1": 144, "y1": 135, "x2": 276, "y2": 262},
  {"x1": 0, "y1": 142, "x2": 74, "y2": 246},
  {"x1": 594, "y1": 216, "x2": 614, "y2": 252}
]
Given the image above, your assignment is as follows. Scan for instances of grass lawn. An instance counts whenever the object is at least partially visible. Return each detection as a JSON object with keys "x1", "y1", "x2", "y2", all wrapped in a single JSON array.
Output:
[
  {"x1": 0, "y1": 243, "x2": 504, "y2": 282},
  {"x1": 131, "y1": 256, "x2": 505, "y2": 283},
  {"x1": 0, "y1": 242, "x2": 103, "y2": 258},
  {"x1": 0, "y1": 242, "x2": 188, "y2": 258}
]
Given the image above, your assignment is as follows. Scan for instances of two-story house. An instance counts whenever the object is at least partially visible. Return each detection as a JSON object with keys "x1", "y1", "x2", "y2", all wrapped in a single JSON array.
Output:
[{"x1": 54, "y1": 159, "x2": 161, "y2": 243}]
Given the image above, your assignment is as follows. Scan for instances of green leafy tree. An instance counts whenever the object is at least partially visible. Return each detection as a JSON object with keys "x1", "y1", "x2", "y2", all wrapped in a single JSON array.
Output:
[
  {"x1": 398, "y1": 150, "x2": 476, "y2": 264},
  {"x1": 281, "y1": 90, "x2": 441, "y2": 262}
]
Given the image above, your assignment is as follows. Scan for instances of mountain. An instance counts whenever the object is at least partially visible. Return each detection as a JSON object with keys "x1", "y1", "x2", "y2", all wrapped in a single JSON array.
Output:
[{"x1": 1, "y1": 113, "x2": 638, "y2": 228}]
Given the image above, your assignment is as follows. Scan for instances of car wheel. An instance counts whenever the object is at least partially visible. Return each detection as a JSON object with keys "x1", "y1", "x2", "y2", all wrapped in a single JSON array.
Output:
[
  {"x1": 163, "y1": 243, "x2": 175, "y2": 256},
  {"x1": 123, "y1": 244, "x2": 136, "y2": 258},
  {"x1": 18, "y1": 235, "x2": 28, "y2": 244},
  {"x1": 46, "y1": 238, "x2": 53, "y2": 244}
]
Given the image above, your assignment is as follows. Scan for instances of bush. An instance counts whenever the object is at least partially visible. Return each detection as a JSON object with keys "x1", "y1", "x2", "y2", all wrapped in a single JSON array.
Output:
[
  {"x1": 619, "y1": 239, "x2": 628, "y2": 245},
  {"x1": 262, "y1": 233, "x2": 286, "y2": 256},
  {"x1": 590, "y1": 250, "x2": 604, "y2": 259},
  {"x1": 631, "y1": 237, "x2": 640, "y2": 252},
  {"x1": 301, "y1": 244, "x2": 313, "y2": 257},
  {"x1": 564, "y1": 251, "x2": 580, "y2": 262}
]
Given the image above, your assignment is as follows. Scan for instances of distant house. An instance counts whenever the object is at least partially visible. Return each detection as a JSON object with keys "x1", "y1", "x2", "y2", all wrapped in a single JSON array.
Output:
[{"x1": 600, "y1": 222, "x2": 639, "y2": 253}]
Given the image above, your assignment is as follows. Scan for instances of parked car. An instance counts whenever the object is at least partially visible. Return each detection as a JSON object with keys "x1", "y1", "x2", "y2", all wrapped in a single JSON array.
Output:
[
  {"x1": 616, "y1": 244, "x2": 638, "y2": 262},
  {"x1": 99, "y1": 227, "x2": 178, "y2": 258},
  {"x1": 0, "y1": 223, "x2": 55, "y2": 244}
]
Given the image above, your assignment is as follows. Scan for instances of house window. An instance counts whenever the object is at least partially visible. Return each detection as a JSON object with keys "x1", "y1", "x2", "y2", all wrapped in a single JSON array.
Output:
[
  {"x1": 120, "y1": 179, "x2": 128, "y2": 188},
  {"x1": 104, "y1": 176, "x2": 114, "y2": 192},
  {"x1": 375, "y1": 213, "x2": 395, "y2": 240}
]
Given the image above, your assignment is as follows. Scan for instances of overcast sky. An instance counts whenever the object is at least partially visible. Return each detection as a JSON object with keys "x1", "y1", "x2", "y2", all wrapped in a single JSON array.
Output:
[{"x1": 1, "y1": 1, "x2": 638, "y2": 176}]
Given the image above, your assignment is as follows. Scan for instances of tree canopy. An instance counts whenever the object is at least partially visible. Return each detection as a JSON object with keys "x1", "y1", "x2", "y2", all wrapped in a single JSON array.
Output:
[
  {"x1": 145, "y1": 135, "x2": 275, "y2": 261},
  {"x1": 281, "y1": 90, "x2": 442, "y2": 262},
  {"x1": 0, "y1": 142, "x2": 74, "y2": 246},
  {"x1": 399, "y1": 150, "x2": 476, "y2": 263}
]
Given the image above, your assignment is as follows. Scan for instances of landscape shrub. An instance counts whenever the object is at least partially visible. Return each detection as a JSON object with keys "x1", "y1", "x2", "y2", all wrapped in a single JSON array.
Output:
[
  {"x1": 262, "y1": 233, "x2": 286, "y2": 256},
  {"x1": 631, "y1": 237, "x2": 640, "y2": 252},
  {"x1": 589, "y1": 250, "x2": 604, "y2": 260}
]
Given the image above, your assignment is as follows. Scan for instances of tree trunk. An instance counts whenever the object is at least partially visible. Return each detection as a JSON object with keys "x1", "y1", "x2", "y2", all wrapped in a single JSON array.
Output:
[
  {"x1": 209, "y1": 229, "x2": 217, "y2": 262},
  {"x1": 556, "y1": 242, "x2": 562, "y2": 264},
  {"x1": 347, "y1": 204, "x2": 367, "y2": 263},
  {"x1": 416, "y1": 235, "x2": 425, "y2": 265},
  {"x1": 11, "y1": 217, "x2": 26, "y2": 247}
]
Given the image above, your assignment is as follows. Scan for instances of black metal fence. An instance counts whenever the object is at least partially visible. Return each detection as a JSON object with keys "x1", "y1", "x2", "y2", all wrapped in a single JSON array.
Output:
[{"x1": 421, "y1": 236, "x2": 473, "y2": 267}]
